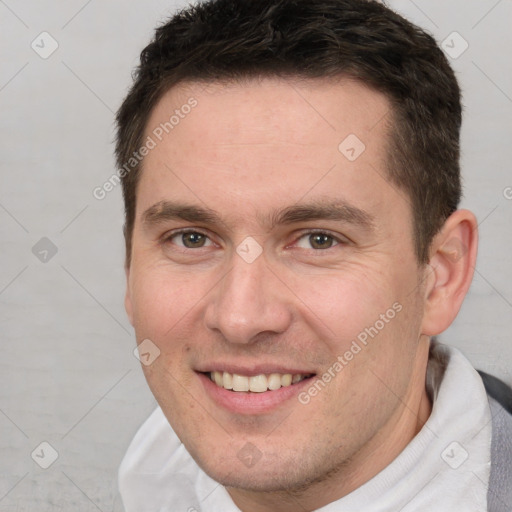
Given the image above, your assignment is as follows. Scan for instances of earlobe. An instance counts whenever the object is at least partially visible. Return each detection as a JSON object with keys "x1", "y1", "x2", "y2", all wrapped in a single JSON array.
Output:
[{"x1": 421, "y1": 209, "x2": 478, "y2": 336}]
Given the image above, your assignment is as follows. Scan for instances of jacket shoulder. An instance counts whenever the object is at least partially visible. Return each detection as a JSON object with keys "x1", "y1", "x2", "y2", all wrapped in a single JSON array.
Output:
[
  {"x1": 478, "y1": 372, "x2": 512, "y2": 512},
  {"x1": 478, "y1": 371, "x2": 512, "y2": 414}
]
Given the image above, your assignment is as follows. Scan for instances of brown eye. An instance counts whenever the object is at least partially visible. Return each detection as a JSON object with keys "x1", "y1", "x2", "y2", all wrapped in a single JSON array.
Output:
[
  {"x1": 309, "y1": 233, "x2": 335, "y2": 249},
  {"x1": 181, "y1": 232, "x2": 207, "y2": 248},
  {"x1": 166, "y1": 230, "x2": 212, "y2": 249},
  {"x1": 295, "y1": 232, "x2": 340, "y2": 250}
]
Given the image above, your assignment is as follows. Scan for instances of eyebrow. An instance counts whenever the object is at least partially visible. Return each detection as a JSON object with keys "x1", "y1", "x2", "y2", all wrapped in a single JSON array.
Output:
[
  {"x1": 141, "y1": 199, "x2": 375, "y2": 232},
  {"x1": 142, "y1": 201, "x2": 220, "y2": 226},
  {"x1": 268, "y1": 200, "x2": 374, "y2": 231}
]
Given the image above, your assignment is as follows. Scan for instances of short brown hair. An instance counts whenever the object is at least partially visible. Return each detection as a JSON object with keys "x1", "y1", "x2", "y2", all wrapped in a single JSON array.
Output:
[{"x1": 115, "y1": 0, "x2": 462, "y2": 266}]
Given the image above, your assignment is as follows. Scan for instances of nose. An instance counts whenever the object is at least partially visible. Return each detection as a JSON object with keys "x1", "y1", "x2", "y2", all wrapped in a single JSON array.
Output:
[{"x1": 203, "y1": 252, "x2": 293, "y2": 345}]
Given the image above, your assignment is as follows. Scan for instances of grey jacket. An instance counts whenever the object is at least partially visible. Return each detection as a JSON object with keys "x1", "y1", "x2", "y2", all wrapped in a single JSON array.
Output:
[{"x1": 480, "y1": 372, "x2": 512, "y2": 511}]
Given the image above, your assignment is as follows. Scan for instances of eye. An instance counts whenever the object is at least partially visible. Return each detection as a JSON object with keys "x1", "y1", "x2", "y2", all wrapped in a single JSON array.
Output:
[
  {"x1": 165, "y1": 230, "x2": 214, "y2": 249},
  {"x1": 295, "y1": 231, "x2": 342, "y2": 250}
]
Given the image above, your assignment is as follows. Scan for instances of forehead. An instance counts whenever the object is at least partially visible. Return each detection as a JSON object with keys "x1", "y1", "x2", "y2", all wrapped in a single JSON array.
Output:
[
  {"x1": 146, "y1": 77, "x2": 391, "y2": 149},
  {"x1": 136, "y1": 77, "x2": 405, "y2": 231}
]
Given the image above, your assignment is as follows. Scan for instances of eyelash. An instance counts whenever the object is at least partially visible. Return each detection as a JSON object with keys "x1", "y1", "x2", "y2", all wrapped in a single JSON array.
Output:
[
  {"x1": 162, "y1": 228, "x2": 347, "y2": 251},
  {"x1": 291, "y1": 230, "x2": 343, "y2": 250},
  {"x1": 163, "y1": 229, "x2": 214, "y2": 248}
]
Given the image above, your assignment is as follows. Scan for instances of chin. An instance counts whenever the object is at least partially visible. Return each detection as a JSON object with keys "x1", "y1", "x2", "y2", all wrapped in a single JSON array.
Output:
[
  {"x1": 192, "y1": 446, "x2": 330, "y2": 493},
  {"x1": 207, "y1": 467, "x2": 301, "y2": 493}
]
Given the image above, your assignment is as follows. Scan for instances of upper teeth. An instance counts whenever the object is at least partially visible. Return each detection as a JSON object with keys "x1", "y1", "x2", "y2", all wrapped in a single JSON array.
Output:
[{"x1": 210, "y1": 371, "x2": 310, "y2": 392}]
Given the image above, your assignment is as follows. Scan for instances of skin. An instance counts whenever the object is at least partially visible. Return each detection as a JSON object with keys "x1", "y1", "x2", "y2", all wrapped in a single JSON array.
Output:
[{"x1": 125, "y1": 77, "x2": 478, "y2": 512}]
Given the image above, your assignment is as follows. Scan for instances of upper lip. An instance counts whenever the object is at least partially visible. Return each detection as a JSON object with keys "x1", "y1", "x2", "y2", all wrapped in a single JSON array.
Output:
[{"x1": 195, "y1": 363, "x2": 316, "y2": 377}]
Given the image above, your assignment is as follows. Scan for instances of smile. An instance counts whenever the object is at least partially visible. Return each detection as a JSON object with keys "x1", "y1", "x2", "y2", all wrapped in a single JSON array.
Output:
[{"x1": 208, "y1": 371, "x2": 314, "y2": 392}]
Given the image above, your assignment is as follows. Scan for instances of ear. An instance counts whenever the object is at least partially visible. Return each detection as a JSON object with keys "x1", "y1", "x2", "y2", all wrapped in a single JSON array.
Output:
[
  {"x1": 124, "y1": 263, "x2": 134, "y2": 327},
  {"x1": 421, "y1": 209, "x2": 478, "y2": 336}
]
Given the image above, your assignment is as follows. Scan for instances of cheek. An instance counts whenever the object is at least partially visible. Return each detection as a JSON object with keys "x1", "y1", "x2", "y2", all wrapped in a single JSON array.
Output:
[
  {"x1": 129, "y1": 268, "x2": 202, "y2": 339},
  {"x1": 294, "y1": 263, "x2": 421, "y2": 396},
  {"x1": 292, "y1": 268, "x2": 391, "y2": 346}
]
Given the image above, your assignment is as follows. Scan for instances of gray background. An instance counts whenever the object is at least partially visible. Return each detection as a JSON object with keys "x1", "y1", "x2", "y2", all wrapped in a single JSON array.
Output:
[{"x1": 0, "y1": 0, "x2": 511, "y2": 510}]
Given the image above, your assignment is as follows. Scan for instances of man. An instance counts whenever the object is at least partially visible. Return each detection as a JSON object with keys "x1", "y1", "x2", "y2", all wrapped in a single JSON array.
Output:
[{"x1": 115, "y1": 0, "x2": 512, "y2": 510}]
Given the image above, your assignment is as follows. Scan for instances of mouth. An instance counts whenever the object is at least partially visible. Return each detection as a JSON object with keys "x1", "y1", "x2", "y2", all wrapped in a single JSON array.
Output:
[
  {"x1": 206, "y1": 371, "x2": 315, "y2": 393},
  {"x1": 197, "y1": 365, "x2": 317, "y2": 414}
]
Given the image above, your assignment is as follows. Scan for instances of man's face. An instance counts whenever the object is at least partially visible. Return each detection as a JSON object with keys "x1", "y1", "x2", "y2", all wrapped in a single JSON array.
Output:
[{"x1": 125, "y1": 78, "x2": 430, "y2": 494}]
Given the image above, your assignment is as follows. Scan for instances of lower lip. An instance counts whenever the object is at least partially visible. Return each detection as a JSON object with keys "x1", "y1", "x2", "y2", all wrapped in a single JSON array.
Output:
[{"x1": 197, "y1": 372, "x2": 315, "y2": 414}]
